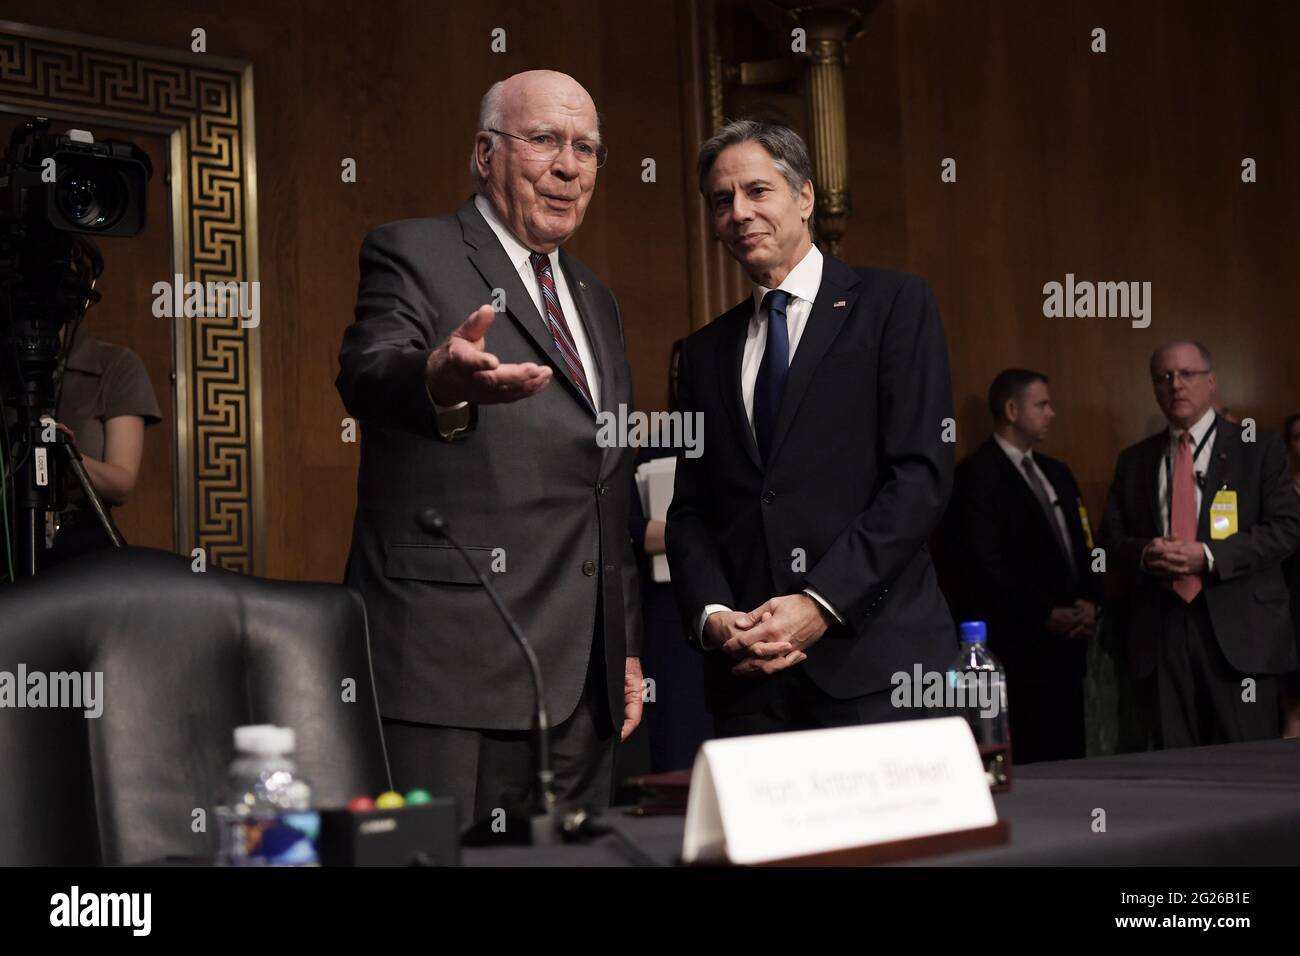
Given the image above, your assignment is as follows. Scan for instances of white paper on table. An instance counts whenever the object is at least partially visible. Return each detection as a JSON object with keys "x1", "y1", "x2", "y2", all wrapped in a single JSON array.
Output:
[{"x1": 682, "y1": 717, "x2": 997, "y2": 865}]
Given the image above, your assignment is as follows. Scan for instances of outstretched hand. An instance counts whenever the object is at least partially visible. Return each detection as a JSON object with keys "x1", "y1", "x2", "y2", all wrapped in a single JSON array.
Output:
[{"x1": 424, "y1": 305, "x2": 552, "y2": 406}]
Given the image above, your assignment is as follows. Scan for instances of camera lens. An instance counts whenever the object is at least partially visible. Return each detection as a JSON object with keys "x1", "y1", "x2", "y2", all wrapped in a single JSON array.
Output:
[{"x1": 55, "y1": 164, "x2": 127, "y2": 230}]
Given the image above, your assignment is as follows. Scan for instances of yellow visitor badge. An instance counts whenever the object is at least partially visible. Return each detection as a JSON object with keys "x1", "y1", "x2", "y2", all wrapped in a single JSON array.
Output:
[{"x1": 1209, "y1": 489, "x2": 1238, "y2": 539}]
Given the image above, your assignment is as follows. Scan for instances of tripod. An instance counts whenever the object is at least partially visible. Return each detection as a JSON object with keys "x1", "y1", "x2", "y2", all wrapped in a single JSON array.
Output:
[
  {"x1": 4, "y1": 402, "x2": 124, "y2": 580},
  {"x1": 1, "y1": 251, "x2": 124, "y2": 579}
]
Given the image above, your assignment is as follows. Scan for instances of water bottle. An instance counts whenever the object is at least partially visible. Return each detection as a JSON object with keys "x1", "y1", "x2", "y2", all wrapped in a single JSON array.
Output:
[
  {"x1": 217, "y1": 724, "x2": 320, "y2": 865},
  {"x1": 946, "y1": 621, "x2": 1012, "y2": 792}
]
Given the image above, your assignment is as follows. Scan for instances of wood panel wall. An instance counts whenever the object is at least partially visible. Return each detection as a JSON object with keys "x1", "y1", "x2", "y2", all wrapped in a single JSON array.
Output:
[
  {"x1": 840, "y1": 0, "x2": 1299, "y2": 521},
  {"x1": 8, "y1": 0, "x2": 1295, "y2": 581}
]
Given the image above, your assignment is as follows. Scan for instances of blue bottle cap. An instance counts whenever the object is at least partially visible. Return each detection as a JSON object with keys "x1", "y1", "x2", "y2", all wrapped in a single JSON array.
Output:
[{"x1": 959, "y1": 620, "x2": 987, "y2": 643}]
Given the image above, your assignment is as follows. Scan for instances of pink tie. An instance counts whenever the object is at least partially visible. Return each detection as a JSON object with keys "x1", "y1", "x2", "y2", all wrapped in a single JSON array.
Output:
[{"x1": 1171, "y1": 432, "x2": 1202, "y2": 603}]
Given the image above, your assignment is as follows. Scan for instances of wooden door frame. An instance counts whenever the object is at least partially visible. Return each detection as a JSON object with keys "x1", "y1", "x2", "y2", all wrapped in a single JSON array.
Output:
[{"x1": 0, "y1": 20, "x2": 265, "y2": 573}]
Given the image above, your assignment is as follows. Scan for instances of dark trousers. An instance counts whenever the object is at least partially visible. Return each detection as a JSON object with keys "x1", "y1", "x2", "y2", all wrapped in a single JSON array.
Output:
[
  {"x1": 714, "y1": 666, "x2": 925, "y2": 737},
  {"x1": 640, "y1": 582, "x2": 714, "y2": 770},
  {"x1": 1137, "y1": 591, "x2": 1281, "y2": 749},
  {"x1": 1009, "y1": 677, "x2": 1086, "y2": 764},
  {"x1": 382, "y1": 635, "x2": 616, "y2": 832}
]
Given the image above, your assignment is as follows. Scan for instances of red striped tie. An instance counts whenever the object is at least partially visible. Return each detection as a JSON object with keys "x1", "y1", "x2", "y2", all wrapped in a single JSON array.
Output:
[{"x1": 529, "y1": 252, "x2": 594, "y2": 408}]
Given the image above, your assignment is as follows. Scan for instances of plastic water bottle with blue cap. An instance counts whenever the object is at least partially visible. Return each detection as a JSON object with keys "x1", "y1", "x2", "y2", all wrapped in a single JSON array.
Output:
[
  {"x1": 946, "y1": 621, "x2": 1012, "y2": 792},
  {"x1": 217, "y1": 724, "x2": 320, "y2": 864}
]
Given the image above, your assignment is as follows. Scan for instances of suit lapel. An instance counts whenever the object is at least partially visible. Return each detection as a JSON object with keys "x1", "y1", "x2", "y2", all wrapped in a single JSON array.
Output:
[
  {"x1": 1140, "y1": 434, "x2": 1166, "y2": 536},
  {"x1": 1197, "y1": 417, "x2": 1232, "y2": 540},
  {"x1": 766, "y1": 255, "x2": 860, "y2": 464},
  {"x1": 1059, "y1": 483, "x2": 1088, "y2": 562},
  {"x1": 715, "y1": 300, "x2": 762, "y2": 473},
  {"x1": 458, "y1": 199, "x2": 595, "y2": 417},
  {"x1": 559, "y1": 251, "x2": 611, "y2": 416},
  {"x1": 990, "y1": 440, "x2": 1062, "y2": 555},
  {"x1": 1040, "y1": 454, "x2": 1089, "y2": 563}
]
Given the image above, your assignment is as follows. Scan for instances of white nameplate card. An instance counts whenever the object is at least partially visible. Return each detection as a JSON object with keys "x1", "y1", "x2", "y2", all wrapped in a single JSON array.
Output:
[{"x1": 682, "y1": 717, "x2": 996, "y2": 865}]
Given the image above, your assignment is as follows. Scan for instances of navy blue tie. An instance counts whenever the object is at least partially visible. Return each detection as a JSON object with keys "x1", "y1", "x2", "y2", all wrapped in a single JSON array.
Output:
[{"x1": 753, "y1": 289, "x2": 790, "y2": 462}]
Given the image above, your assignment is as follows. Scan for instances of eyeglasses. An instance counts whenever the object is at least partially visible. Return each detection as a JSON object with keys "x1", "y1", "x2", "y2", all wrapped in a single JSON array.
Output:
[
  {"x1": 1152, "y1": 368, "x2": 1211, "y2": 388},
  {"x1": 487, "y1": 128, "x2": 608, "y2": 169}
]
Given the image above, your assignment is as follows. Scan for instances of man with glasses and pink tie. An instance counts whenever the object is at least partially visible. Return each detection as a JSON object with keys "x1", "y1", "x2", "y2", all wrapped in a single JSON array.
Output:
[{"x1": 1100, "y1": 341, "x2": 1300, "y2": 748}]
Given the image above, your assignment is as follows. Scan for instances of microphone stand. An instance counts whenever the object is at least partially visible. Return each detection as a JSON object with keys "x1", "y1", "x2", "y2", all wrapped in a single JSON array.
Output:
[{"x1": 416, "y1": 507, "x2": 560, "y2": 844}]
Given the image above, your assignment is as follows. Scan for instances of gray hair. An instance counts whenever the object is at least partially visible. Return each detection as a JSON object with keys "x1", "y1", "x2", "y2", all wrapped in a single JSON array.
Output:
[
  {"x1": 697, "y1": 120, "x2": 815, "y2": 234},
  {"x1": 469, "y1": 80, "x2": 507, "y2": 182},
  {"x1": 1149, "y1": 340, "x2": 1213, "y2": 373}
]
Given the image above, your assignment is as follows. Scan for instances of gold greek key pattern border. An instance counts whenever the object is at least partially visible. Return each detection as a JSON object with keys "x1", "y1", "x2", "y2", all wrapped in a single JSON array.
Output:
[{"x1": 0, "y1": 21, "x2": 263, "y2": 573}]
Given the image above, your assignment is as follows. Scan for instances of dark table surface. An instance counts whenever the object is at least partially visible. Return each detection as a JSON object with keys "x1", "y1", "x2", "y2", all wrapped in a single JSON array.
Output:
[{"x1": 462, "y1": 738, "x2": 1300, "y2": 866}]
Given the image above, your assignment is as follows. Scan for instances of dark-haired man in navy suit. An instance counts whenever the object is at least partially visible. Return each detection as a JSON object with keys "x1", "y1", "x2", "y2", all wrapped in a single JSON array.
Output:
[{"x1": 667, "y1": 121, "x2": 956, "y2": 736}]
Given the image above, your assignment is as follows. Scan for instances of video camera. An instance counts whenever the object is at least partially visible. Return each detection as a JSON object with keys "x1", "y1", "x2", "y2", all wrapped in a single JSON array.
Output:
[
  {"x1": 1, "y1": 115, "x2": 152, "y2": 237},
  {"x1": 0, "y1": 115, "x2": 152, "y2": 579}
]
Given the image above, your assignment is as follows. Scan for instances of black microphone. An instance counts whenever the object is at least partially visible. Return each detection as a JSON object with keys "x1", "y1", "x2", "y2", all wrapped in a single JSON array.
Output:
[{"x1": 415, "y1": 507, "x2": 561, "y2": 844}]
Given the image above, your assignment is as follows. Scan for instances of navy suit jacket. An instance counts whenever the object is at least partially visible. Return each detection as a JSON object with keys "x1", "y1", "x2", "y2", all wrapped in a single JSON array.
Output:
[{"x1": 666, "y1": 255, "x2": 957, "y2": 714}]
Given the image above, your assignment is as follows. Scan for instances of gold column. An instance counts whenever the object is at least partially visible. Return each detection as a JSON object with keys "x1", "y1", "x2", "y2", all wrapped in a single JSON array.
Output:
[{"x1": 783, "y1": 3, "x2": 868, "y2": 256}]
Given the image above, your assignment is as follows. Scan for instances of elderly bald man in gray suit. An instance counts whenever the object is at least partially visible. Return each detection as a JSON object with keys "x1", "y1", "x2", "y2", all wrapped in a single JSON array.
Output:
[{"x1": 337, "y1": 70, "x2": 643, "y2": 829}]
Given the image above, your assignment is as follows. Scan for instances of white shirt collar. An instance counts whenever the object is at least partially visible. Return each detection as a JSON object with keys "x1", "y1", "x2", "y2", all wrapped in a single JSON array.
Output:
[
  {"x1": 751, "y1": 243, "x2": 824, "y2": 317},
  {"x1": 474, "y1": 192, "x2": 556, "y2": 272},
  {"x1": 993, "y1": 432, "x2": 1034, "y2": 470},
  {"x1": 1168, "y1": 407, "x2": 1217, "y2": 446}
]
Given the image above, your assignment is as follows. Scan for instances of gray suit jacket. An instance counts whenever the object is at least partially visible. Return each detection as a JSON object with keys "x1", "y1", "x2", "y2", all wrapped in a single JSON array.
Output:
[{"x1": 337, "y1": 197, "x2": 642, "y2": 731}]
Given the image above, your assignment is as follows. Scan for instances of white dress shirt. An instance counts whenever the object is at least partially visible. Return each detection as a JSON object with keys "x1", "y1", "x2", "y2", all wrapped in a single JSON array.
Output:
[
  {"x1": 472, "y1": 192, "x2": 601, "y2": 410},
  {"x1": 1153, "y1": 406, "x2": 1217, "y2": 571},
  {"x1": 741, "y1": 244, "x2": 823, "y2": 433},
  {"x1": 697, "y1": 244, "x2": 844, "y2": 646},
  {"x1": 993, "y1": 433, "x2": 1075, "y2": 565}
]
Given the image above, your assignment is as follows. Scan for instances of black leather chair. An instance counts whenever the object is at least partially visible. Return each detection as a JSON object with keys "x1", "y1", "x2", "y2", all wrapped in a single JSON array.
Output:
[{"x1": 0, "y1": 547, "x2": 391, "y2": 865}]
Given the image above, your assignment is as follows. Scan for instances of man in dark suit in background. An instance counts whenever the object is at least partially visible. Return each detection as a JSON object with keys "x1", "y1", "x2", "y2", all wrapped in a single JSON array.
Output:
[
  {"x1": 666, "y1": 121, "x2": 956, "y2": 736},
  {"x1": 942, "y1": 369, "x2": 1102, "y2": 762},
  {"x1": 1100, "y1": 341, "x2": 1300, "y2": 748},
  {"x1": 336, "y1": 71, "x2": 642, "y2": 827}
]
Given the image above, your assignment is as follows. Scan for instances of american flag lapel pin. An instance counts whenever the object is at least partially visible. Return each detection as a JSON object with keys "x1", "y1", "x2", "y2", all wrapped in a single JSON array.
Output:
[{"x1": 833, "y1": 299, "x2": 847, "y2": 308}]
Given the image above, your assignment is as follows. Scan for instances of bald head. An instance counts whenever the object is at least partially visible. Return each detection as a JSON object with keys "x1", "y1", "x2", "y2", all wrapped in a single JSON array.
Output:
[
  {"x1": 498, "y1": 71, "x2": 597, "y2": 131},
  {"x1": 471, "y1": 71, "x2": 601, "y2": 252}
]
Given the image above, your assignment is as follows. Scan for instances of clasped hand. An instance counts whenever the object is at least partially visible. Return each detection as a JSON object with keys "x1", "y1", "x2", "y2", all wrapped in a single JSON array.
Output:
[
  {"x1": 1142, "y1": 536, "x2": 1207, "y2": 577},
  {"x1": 704, "y1": 594, "x2": 832, "y2": 678},
  {"x1": 1046, "y1": 599, "x2": 1098, "y2": 640}
]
